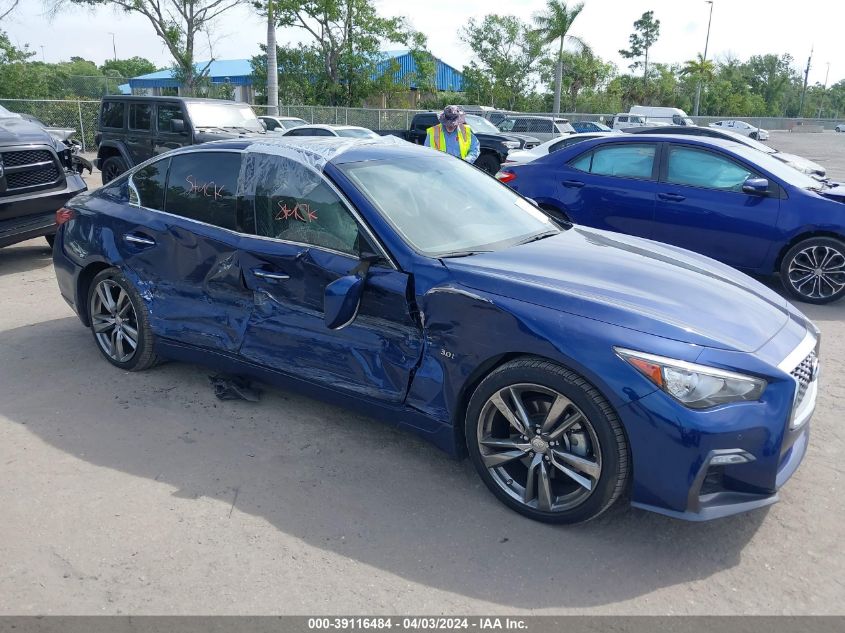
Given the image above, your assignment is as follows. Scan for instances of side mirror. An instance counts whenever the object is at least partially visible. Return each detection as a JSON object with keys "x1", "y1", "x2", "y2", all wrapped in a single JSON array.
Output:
[
  {"x1": 170, "y1": 118, "x2": 186, "y2": 134},
  {"x1": 323, "y1": 252, "x2": 380, "y2": 330},
  {"x1": 741, "y1": 177, "x2": 769, "y2": 195}
]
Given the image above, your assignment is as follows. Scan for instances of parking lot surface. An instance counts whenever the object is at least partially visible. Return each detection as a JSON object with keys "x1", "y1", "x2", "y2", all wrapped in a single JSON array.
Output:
[{"x1": 1, "y1": 133, "x2": 844, "y2": 615}]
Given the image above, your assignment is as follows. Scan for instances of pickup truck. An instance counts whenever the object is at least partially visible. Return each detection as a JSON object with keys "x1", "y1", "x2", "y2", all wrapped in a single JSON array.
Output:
[{"x1": 381, "y1": 112, "x2": 538, "y2": 175}]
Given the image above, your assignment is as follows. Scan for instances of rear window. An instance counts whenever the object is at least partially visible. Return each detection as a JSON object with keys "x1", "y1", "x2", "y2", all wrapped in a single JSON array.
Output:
[{"x1": 101, "y1": 102, "x2": 125, "y2": 129}]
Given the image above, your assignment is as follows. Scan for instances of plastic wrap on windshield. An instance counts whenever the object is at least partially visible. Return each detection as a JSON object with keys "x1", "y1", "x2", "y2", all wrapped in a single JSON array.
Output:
[{"x1": 238, "y1": 135, "x2": 408, "y2": 198}]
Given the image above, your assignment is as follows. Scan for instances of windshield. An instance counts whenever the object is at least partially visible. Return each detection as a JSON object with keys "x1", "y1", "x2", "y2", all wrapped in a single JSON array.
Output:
[
  {"x1": 340, "y1": 155, "x2": 559, "y2": 257},
  {"x1": 465, "y1": 114, "x2": 502, "y2": 134},
  {"x1": 497, "y1": 118, "x2": 515, "y2": 132},
  {"x1": 185, "y1": 102, "x2": 263, "y2": 131},
  {"x1": 730, "y1": 144, "x2": 822, "y2": 189},
  {"x1": 335, "y1": 127, "x2": 378, "y2": 138}
]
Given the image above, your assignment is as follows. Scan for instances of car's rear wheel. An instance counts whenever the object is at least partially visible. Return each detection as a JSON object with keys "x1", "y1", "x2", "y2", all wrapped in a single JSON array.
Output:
[
  {"x1": 465, "y1": 358, "x2": 629, "y2": 524},
  {"x1": 780, "y1": 237, "x2": 845, "y2": 304},
  {"x1": 88, "y1": 268, "x2": 159, "y2": 370},
  {"x1": 750, "y1": 132, "x2": 759, "y2": 140},
  {"x1": 101, "y1": 156, "x2": 127, "y2": 185}
]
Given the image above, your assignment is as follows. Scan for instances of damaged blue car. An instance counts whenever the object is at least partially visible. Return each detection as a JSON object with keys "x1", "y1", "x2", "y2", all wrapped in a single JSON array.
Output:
[{"x1": 52, "y1": 137, "x2": 819, "y2": 524}]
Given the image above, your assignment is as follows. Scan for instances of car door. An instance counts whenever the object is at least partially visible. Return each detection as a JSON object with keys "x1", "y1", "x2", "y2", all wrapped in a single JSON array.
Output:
[
  {"x1": 153, "y1": 102, "x2": 189, "y2": 156},
  {"x1": 651, "y1": 143, "x2": 782, "y2": 270},
  {"x1": 121, "y1": 150, "x2": 256, "y2": 352},
  {"x1": 235, "y1": 151, "x2": 423, "y2": 403},
  {"x1": 126, "y1": 103, "x2": 154, "y2": 165},
  {"x1": 555, "y1": 142, "x2": 659, "y2": 237}
]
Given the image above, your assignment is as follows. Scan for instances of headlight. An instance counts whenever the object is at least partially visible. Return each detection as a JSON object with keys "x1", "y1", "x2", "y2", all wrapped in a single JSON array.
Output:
[
  {"x1": 615, "y1": 348, "x2": 767, "y2": 409},
  {"x1": 504, "y1": 141, "x2": 520, "y2": 149}
]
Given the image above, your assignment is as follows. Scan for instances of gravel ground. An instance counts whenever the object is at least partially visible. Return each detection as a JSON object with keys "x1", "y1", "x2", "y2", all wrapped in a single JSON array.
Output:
[{"x1": 0, "y1": 134, "x2": 843, "y2": 615}]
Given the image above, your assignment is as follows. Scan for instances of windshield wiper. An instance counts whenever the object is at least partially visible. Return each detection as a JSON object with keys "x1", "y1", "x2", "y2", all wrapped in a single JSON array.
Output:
[
  {"x1": 438, "y1": 250, "x2": 494, "y2": 259},
  {"x1": 514, "y1": 230, "x2": 559, "y2": 246}
]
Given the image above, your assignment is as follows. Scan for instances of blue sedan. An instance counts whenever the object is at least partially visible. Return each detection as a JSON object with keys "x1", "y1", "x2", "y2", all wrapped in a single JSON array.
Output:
[
  {"x1": 52, "y1": 137, "x2": 819, "y2": 523},
  {"x1": 497, "y1": 134, "x2": 845, "y2": 304}
]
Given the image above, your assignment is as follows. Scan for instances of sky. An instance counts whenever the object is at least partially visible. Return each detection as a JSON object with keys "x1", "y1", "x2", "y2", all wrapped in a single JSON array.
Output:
[{"x1": 2, "y1": 0, "x2": 842, "y2": 87}]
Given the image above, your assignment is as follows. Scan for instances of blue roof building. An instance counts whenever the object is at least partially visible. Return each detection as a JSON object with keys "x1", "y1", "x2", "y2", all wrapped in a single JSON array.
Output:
[
  {"x1": 128, "y1": 59, "x2": 254, "y2": 102},
  {"x1": 375, "y1": 50, "x2": 464, "y2": 92}
]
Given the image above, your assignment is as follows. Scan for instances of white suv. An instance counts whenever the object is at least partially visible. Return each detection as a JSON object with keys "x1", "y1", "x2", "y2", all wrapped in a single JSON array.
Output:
[{"x1": 611, "y1": 113, "x2": 649, "y2": 130}]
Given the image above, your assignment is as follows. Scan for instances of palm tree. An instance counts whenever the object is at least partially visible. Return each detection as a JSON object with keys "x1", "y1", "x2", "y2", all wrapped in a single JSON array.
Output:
[
  {"x1": 682, "y1": 53, "x2": 716, "y2": 116},
  {"x1": 265, "y1": 0, "x2": 279, "y2": 116},
  {"x1": 533, "y1": 0, "x2": 588, "y2": 115}
]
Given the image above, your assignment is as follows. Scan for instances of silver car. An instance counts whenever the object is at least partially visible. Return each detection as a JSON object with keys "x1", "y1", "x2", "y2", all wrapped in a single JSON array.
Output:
[{"x1": 498, "y1": 116, "x2": 575, "y2": 142}]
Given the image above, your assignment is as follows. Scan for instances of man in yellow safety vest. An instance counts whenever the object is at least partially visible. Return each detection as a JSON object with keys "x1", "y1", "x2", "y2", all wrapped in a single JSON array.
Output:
[{"x1": 424, "y1": 105, "x2": 480, "y2": 164}]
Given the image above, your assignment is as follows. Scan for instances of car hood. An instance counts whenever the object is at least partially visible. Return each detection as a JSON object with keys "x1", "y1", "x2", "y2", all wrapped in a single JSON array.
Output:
[
  {"x1": 443, "y1": 227, "x2": 790, "y2": 353},
  {"x1": 774, "y1": 151, "x2": 825, "y2": 175},
  {"x1": 0, "y1": 116, "x2": 56, "y2": 145}
]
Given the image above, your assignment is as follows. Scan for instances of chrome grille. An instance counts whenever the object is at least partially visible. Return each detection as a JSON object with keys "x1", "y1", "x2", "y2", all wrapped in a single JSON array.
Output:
[{"x1": 790, "y1": 350, "x2": 817, "y2": 407}]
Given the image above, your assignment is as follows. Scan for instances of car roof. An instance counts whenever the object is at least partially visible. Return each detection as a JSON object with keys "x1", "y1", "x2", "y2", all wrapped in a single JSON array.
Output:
[
  {"x1": 577, "y1": 133, "x2": 748, "y2": 151},
  {"x1": 100, "y1": 95, "x2": 242, "y2": 105},
  {"x1": 260, "y1": 115, "x2": 306, "y2": 120}
]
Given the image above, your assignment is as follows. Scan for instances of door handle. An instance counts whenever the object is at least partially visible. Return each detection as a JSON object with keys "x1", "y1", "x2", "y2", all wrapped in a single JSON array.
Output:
[
  {"x1": 658, "y1": 192, "x2": 686, "y2": 202},
  {"x1": 123, "y1": 233, "x2": 156, "y2": 246},
  {"x1": 251, "y1": 268, "x2": 290, "y2": 281},
  {"x1": 562, "y1": 180, "x2": 585, "y2": 188}
]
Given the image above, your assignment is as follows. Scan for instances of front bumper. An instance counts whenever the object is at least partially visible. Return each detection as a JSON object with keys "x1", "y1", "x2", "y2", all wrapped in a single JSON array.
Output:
[
  {"x1": 620, "y1": 329, "x2": 819, "y2": 521},
  {"x1": 0, "y1": 172, "x2": 86, "y2": 247}
]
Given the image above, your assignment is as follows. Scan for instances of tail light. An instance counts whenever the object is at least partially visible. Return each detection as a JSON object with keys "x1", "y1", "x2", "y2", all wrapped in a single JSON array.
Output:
[
  {"x1": 496, "y1": 171, "x2": 517, "y2": 183},
  {"x1": 56, "y1": 207, "x2": 75, "y2": 225}
]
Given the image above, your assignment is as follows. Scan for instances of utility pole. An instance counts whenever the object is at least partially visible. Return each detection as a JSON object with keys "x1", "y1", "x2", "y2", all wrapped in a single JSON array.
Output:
[
  {"x1": 817, "y1": 62, "x2": 830, "y2": 118},
  {"x1": 799, "y1": 45, "x2": 813, "y2": 117},
  {"x1": 40, "y1": 45, "x2": 45, "y2": 62},
  {"x1": 694, "y1": 0, "x2": 714, "y2": 117},
  {"x1": 108, "y1": 32, "x2": 117, "y2": 61}
]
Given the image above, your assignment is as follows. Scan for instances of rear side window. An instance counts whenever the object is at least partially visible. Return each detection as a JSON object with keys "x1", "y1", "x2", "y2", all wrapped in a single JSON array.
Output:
[
  {"x1": 617, "y1": 116, "x2": 628, "y2": 123},
  {"x1": 529, "y1": 120, "x2": 554, "y2": 133},
  {"x1": 130, "y1": 158, "x2": 169, "y2": 209},
  {"x1": 129, "y1": 104, "x2": 152, "y2": 131},
  {"x1": 512, "y1": 119, "x2": 529, "y2": 132},
  {"x1": 164, "y1": 152, "x2": 251, "y2": 233},
  {"x1": 666, "y1": 146, "x2": 754, "y2": 191},
  {"x1": 248, "y1": 154, "x2": 360, "y2": 255},
  {"x1": 569, "y1": 144, "x2": 656, "y2": 179},
  {"x1": 157, "y1": 104, "x2": 182, "y2": 133},
  {"x1": 101, "y1": 102, "x2": 125, "y2": 129}
]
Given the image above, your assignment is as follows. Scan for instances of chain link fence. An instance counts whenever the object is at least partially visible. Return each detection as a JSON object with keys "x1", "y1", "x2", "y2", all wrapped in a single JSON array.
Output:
[{"x1": 2, "y1": 99, "x2": 842, "y2": 155}]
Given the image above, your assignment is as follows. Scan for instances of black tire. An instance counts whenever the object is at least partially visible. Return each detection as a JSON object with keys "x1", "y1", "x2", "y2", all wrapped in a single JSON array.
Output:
[
  {"x1": 779, "y1": 237, "x2": 845, "y2": 304},
  {"x1": 465, "y1": 357, "x2": 629, "y2": 524},
  {"x1": 475, "y1": 153, "x2": 500, "y2": 175},
  {"x1": 45, "y1": 234, "x2": 55, "y2": 248},
  {"x1": 101, "y1": 155, "x2": 127, "y2": 185},
  {"x1": 750, "y1": 132, "x2": 758, "y2": 140},
  {"x1": 87, "y1": 268, "x2": 159, "y2": 371}
]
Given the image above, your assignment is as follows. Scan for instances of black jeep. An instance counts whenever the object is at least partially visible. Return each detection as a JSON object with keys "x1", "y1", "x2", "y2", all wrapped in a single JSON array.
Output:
[
  {"x1": 0, "y1": 106, "x2": 87, "y2": 248},
  {"x1": 95, "y1": 96, "x2": 266, "y2": 184}
]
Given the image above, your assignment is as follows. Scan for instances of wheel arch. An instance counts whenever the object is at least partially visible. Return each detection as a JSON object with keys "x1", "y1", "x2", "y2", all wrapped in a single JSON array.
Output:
[
  {"x1": 76, "y1": 261, "x2": 115, "y2": 327},
  {"x1": 774, "y1": 230, "x2": 845, "y2": 271},
  {"x1": 96, "y1": 142, "x2": 131, "y2": 166}
]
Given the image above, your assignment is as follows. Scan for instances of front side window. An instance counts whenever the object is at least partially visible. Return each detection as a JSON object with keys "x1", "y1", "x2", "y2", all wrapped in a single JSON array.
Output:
[
  {"x1": 571, "y1": 144, "x2": 656, "y2": 179},
  {"x1": 666, "y1": 146, "x2": 754, "y2": 192},
  {"x1": 101, "y1": 102, "x2": 125, "y2": 129},
  {"x1": 261, "y1": 117, "x2": 278, "y2": 130},
  {"x1": 129, "y1": 104, "x2": 152, "y2": 131},
  {"x1": 130, "y1": 158, "x2": 169, "y2": 209},
  {"x1": 340, "y1": 154, "x2": 558, "y2": 257},
  {"x1": 164, "y1": 152, "x2": 248, "y2": 232},
  {"x1": 157, "y1": 105, "x2": 183, "y2": 133},
  {"x1": 248, "y1": 154, "x2": 360, "y2": 255},
  {"x1": 498, "y1": 118, "x2": 515, "y2": 132}
]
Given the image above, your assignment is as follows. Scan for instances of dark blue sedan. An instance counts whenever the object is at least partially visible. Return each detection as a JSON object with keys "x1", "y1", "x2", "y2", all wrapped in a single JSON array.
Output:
[
  {"x1": 52, "y1": 137, "x2": 819, "y2": 523},
  {"x1": 497, "y1": 134, "x2": 845, "y2": 304}
]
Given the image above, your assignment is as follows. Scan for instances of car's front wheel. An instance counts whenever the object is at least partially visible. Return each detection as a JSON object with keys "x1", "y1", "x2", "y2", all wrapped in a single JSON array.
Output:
[
  {"x1": 88, "y1": 268, "x2": 159, "y2": 370},
  {"x1": 780, "y1": 237, "x2": 845, "y2": 304},
  {"x1": 465, "y1": 358, "x2": 629, "y2": 524}
]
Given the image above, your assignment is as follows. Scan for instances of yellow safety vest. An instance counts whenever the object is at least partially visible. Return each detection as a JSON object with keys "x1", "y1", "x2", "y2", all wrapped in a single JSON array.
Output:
[{"x1": 426, "y1": 124, "x2": 473, "y2": 159}]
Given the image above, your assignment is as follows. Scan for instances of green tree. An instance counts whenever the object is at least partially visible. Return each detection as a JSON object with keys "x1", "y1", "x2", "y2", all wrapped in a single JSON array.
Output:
[
  {"x1": 619, "y1": 10, "x2": 661, "y2": 91},
  {"x1": 681, "y1": 53, "x2": 715, "y2": 115},
  {"x1": 546, "y1": 49, "x2": 611, "y2": 112},
  {"x1": 52, "y1": 0, "x2": 249, "y2": 95},
  {"x1": 460, "y1": 14, "x2": 544, "y2": 109},
  {"x1": 0, "y1": 30, "x2": 47, "y2": 98},
  {"x1": 531, "y1": 0, "x2": 587, "y2": 115},
  {"x1": 745, "y1": 54, "x2": 799, "y2": 116},
  {"x1": 100, "y1": 56, "x2": 157, "y2": 79}
]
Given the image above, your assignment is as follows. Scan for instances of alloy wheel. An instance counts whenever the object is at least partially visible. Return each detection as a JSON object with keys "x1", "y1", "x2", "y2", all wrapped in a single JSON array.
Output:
[
  {"x1": 90, "y1": 279, "x2": 139, "y2": 363},
  {"x1": 477, "y1": 383, "x2": 602, "y2": 513},
  {"x1": 787, "y1": 245, "x2": 845, "y2": 300}
]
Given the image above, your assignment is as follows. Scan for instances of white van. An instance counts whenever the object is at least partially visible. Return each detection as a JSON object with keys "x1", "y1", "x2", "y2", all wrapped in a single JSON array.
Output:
[
  {"x1": 629, "y1": 105, "x2": 695, "y2": 127},
  {"x1": 611, "y1": 113, "x2": 649, "y2": 130}
]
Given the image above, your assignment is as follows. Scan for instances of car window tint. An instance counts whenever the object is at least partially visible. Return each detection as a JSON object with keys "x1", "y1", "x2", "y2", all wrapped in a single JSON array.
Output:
[
  {"x1": 262, "y1": 118, "x2": 277, "y2": 130},
  {"x1": 129, "y1": 104, "x2": 152, "y2": 131},
  {"x1": 666, "y1": 146, "x2": 754, "y2": 191},
  {"x1": 130, "y1": 158, "x2": 169, "y2": 209},
  {"x1": 513, "y1": 120, "x2": 528, "y2": 132},
  {"x1": 157, "y1": 105, "x2": 182, "y2": 132},
  {"x1": 101, "y1": 102, "x2": 125, "y2": 128},
  {"x1": 249, "y1": 154, "x2": 359, "y2": 255},
  {"x1": 548, "y1": 139, "x2": 568, "y2": 154},
  {"x1": 569, "y1": 151, "x2": 593, "y2": 172},
  {"x1": 590, "y1": 144, "x2": 656, "y2": 179},
  {"x1": 618, "y1": 116, "x2": 628, "y2": 122},
  {"x1": 164, "y1": 152, "x2": 251, "y2": 233}
]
